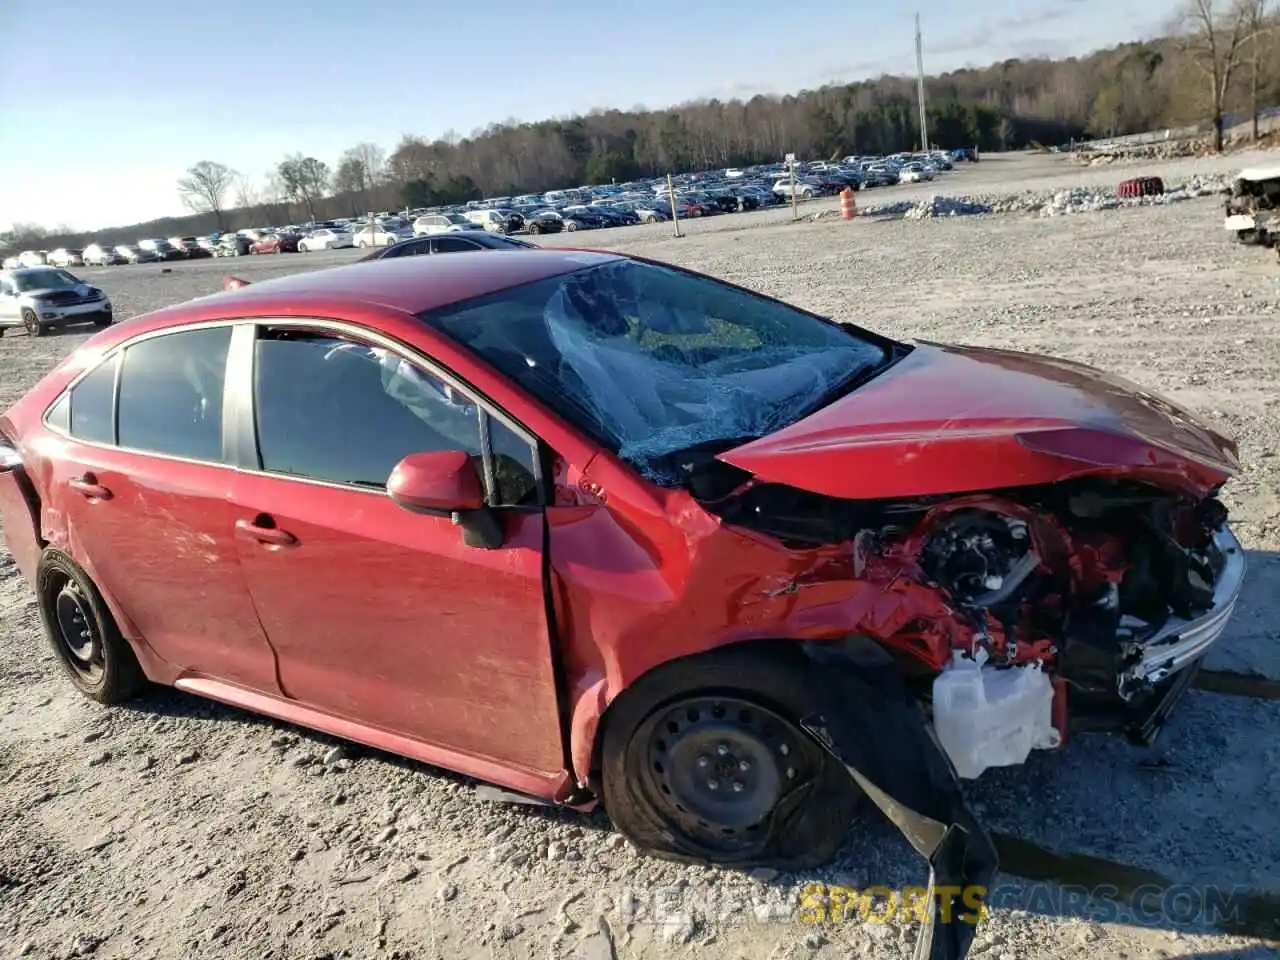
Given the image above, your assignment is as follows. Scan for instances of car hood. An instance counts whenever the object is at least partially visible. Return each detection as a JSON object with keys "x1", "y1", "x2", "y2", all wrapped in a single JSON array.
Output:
[{"x1": 718, "y1": 342, "x2": 1238, "y2": 500}]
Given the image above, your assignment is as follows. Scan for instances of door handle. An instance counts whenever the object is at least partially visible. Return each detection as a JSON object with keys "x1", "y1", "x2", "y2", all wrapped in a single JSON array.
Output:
[
  {"x1": 69, "y1": 474, "x2": 112, "y2": 500},
  {"x1": 235, "y1": 517, "x2": 297, "y2": 547}
]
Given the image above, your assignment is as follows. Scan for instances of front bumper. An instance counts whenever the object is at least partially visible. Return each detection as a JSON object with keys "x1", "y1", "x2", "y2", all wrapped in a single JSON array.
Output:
[
  {"x1": 1121, "y1": 525, "x2": 1246, "y2": 694},
  {"x1": 31, "y1": 300, "x2": 112, "y2": 323}
]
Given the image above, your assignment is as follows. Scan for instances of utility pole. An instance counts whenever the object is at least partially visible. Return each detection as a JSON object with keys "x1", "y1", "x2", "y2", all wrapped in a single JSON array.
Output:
[{"x1": 914, "y1": 12, "x2": 930, "y2": 152}]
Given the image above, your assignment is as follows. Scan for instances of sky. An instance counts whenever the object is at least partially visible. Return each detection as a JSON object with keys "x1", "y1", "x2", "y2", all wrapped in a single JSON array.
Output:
[{"x1": 0, "y1": 0, "x2": 1174, "y2": 232}]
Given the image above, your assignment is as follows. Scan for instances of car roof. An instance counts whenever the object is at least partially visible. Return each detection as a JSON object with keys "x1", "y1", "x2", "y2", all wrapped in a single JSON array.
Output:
[
  {"x1": 4, "y1": 266, "x2": 63, "y2": 278},
  {"x1": 180, "y1": 248, "x2": 624, "y2": 317},
  {"x1": 1237, "y1": 165, "x2": 1280, "y2": 182}
]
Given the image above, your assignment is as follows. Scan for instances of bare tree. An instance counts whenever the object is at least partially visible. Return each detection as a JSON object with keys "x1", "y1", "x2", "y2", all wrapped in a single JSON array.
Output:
[
  {"x1": 232, "y1": 173, "x2": 260, "y2": 211},
  {"x1": 332, "y1": 142, "x2": 388, "y2": 213},
  {"x1": 1242, "y1": 0, "x2": 1275, "y2": 140},
  {"x1": 277, "y1": 155, "x2": 330, "y2": 223},
  {"x1": 1178, "y1": 0, "x2": 1256, "y2": 151},
  {"x1": 176, "y1": 161, "x2": 237, "y2": 231}
]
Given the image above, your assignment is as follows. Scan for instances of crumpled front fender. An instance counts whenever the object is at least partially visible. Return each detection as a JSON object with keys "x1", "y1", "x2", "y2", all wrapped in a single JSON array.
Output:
[{"x1": 800, "y1": 655, "x2": 998, "y2": 960}]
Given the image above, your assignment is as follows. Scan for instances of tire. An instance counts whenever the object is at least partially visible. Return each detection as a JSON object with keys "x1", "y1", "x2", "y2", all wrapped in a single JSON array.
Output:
[
  {"x1": 36, "y1": 549, "x2": 147, "y2": 705},
  {"x1": 1237, "y1": 229, "x2": 1260, "y2": 245},
  {"x1": 298, "y1": 242, "x2": 308, "y2": 253},
  {"x1": 801, "y1": 189, "x2": 814, "y2": 199},
  {"x1": 92, "y1": 311, "x2": 113, "y2": 328},
  {"x1": 565, "y1": 222, "x2": 578, "y2": 232},
  {"x1": 600, "y1": 643, "x2": 859, "y2": 870},
  {"x1": 22, "y1": 309, "x2": 43, "y2": 337}
]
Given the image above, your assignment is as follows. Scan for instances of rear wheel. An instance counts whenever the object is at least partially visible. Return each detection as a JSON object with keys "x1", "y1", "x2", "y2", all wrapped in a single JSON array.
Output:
[
  {"x1": 36, "y1": 549, "x2": 146, "y2": 704},
  {"x1": 21, "y1": 309, "x2": 43, "y2": 337},
  {"x1": 601, "y1": 644, "x2": 858, "y2": 869}
]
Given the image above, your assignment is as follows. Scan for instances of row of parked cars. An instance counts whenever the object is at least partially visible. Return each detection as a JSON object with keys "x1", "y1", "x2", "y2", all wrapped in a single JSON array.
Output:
[{"x1": 2, "y1": 150, "x2": 974, "y2": 271}]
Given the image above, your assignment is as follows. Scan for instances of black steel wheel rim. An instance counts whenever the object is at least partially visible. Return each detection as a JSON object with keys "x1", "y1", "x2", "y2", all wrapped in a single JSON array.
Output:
[
  {"x1": 53, "y1": 583, "x2": 102, "y2": 678},
  {"x1": 642, "y1": 696, "x2": 816, "y2": 846}
]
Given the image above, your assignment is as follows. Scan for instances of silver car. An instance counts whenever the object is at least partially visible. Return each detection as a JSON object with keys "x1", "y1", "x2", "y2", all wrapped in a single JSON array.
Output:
[{"x1": 0, "y1": 267, "x2": 113, "y2": 338}]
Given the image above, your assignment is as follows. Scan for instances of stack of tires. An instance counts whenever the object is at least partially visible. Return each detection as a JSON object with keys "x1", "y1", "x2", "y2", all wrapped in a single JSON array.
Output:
[{"x1": 1116, "y1": 177, "x2": 1165, "y2": 199}]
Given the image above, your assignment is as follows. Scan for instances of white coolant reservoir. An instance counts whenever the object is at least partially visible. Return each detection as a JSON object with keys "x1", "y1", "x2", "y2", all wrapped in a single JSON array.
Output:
[{"x1": 931, "y1": 650, "x2": 1062, "y2": 780}]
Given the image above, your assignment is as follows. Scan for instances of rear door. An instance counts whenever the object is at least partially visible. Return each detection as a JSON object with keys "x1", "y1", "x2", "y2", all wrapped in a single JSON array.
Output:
[
  {"x1": 46, "y1": 325, "x2": 281, "y2": 693},
  {"x1": 226, "y1": 321, "x2": 565, "y2": 776}
]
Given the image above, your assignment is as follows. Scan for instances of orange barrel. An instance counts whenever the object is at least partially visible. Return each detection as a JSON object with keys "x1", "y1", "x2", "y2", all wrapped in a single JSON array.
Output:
[{"x1": 840, "y1": 187, "x2": 856, "y2": 220}]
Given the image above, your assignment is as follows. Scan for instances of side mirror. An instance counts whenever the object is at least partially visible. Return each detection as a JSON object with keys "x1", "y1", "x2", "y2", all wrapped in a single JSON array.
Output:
[{"x1": 387, "y1": 451, "x2": 502, "y2": 549}]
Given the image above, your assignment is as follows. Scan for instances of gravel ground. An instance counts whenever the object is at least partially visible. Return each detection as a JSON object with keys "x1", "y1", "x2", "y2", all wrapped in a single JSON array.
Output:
[{"x1": 2, "y1": 151, "x2": 1279, "y2": 960}]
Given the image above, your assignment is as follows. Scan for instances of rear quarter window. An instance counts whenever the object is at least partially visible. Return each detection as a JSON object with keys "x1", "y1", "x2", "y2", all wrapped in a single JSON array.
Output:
[{"x1": 68, "y1": 354, "x2": 119, "y2": 444}]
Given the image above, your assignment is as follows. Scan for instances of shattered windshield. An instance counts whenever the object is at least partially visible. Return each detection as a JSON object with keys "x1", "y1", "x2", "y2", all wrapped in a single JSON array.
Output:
[{"x1": 421, "y1": 259, "x2": 888, "y2": 483}]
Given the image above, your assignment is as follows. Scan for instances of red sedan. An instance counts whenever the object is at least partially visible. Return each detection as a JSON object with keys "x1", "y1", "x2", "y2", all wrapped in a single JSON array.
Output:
[
  {"x1": 249, "y1": 232, "x2": 300, "y2": 254},
  {"x1": 0, "y1": 251, "x2": 1244, "y2": 955}
]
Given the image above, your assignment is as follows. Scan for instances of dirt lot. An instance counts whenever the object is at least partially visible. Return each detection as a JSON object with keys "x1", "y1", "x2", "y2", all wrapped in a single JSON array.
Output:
[{"x1": 2, "y1": 151, "x2": 1279, "y2": 960}]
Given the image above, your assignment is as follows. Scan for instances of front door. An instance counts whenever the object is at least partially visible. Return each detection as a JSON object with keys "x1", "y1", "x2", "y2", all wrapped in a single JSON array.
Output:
[
  {"x1": 228, "y1": 325, "x2": 564, "y2": 776},
  {"x1": 51, "y1": 327, "x2": 281, "y2": 693}
]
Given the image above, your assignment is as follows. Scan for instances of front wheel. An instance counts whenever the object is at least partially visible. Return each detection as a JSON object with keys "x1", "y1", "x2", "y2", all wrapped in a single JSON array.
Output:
[
  {"x1": 601, "y1": 644, "x2": 859, "y2": 869},
  {"x1": 298, "y1": 242, "x2": 308, "y2": 253},
  {"x1": 92, "y1": 311, "x2": 113, "y2": 328},
  {"x1": 21, "y1": 309, "x2": 44, "y2": 337}
]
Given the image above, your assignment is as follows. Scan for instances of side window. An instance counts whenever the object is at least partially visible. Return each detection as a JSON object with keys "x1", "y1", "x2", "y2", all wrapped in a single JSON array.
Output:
[
  {"x1": 252, "y1": 331, "x2": 538, "y2": 504},
  {"x1": 117, "y1": 327, "x2": 231, "y2": 461},
  {"x1": 385, "y1": 239, "x2": 430, "y2": 259},
  {"x1": 0, "y1": 278, "x2": 14, "y2": 296},
  {"x1": 46, "y1": 392, "x2": 70, "y2": 432},
  {"x1": 68, "y1": 354, "x2": 119, "y2": 444},
  {"x1": 433, "y1": 237, "x2": 480, "y2": 254}
]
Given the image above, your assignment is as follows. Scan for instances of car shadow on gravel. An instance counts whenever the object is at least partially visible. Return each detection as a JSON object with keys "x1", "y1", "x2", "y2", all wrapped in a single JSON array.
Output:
[{"x1": 109, "y1": 550, "x2": 1280, "y2": 950}]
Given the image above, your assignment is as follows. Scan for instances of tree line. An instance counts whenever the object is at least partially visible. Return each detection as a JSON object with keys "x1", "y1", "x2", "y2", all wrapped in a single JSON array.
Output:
[{"x1": 5, "y1": 0, "x2": 1276, "y2": 252}]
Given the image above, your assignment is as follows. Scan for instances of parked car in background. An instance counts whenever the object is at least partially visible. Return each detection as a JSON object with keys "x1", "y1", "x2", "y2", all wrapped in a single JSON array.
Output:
[
  {"x1": 115, "y1": 245, "x2": 158, "y2": 264},
  {"x1": 250, "y1": 232, "x2": 301, "y2": 255},
  {"x1": 463, "y1": 210, "x2": 515, "y2": 234},
  {"x1": 412, "y1": 213, "x2": 485, "y2": 236},
  {"x1": 0, "y1": 266, "x2": 112, "y2": 337},
  {"x1": 298, "y1": 228, "x2": 354, "y2": 252},
  {"x1": 358, "y1": 232, "x2": 537, "y2": 261},
  {"x1": 170, "y1": 237, "x2": 213, "y2": 259},
  {"x1": 139, "y1": 238, "x2": 185, "y2": 261},
  {"x1": 17, "y1": 251, "x2": 48, "y2": 267},
  {"x1": 772, "y1": 177, "x2": 819, "y2": 200},
  {"x1": 353, "y1": 224, "x2": 409, "y2": 248},
  {"x1": 522, "y1": 210, "x2": 565, "y2": 235},
  {"x1": 216, "y1": 234, "x2": 253, "y2": 257},
  {"x1": 47, "y1": 249, "x2": 85, "y2": 268},
  {"x1": 898, "y1": 162, "x2": 934, "y2": 183},
  {"x1": 83, "y1": 244, "x2": 124, "y2": 267}
]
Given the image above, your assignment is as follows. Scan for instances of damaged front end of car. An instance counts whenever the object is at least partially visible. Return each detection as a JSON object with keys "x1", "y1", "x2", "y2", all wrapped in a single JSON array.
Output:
[
  {"x1": 663, "y1": 468, "x2": 1242, "y2": 957},
  {"x1": 692, "y1": 464, "x2": 1246, "y2": 754}
]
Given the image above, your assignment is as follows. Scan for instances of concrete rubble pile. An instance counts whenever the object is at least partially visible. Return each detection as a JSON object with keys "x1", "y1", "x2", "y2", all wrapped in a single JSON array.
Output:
[{"x1": 855, "y1": 173, "x2": 1231, "y2": 222}]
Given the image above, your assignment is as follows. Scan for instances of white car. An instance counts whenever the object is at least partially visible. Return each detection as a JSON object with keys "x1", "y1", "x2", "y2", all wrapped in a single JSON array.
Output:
[
  {"x1": 47, "y1": 248, "x2": 85, "y2": 267},
  {"x1": 898, "y1": 163, "x2": 935, "y2": 184},
  {"x1": 772, "y1": 178, "x2": 819, "y2": 200},
  {"x1": 17, "y1": 250, "x2": 48, "y2": 267},
  {"x1": 298, "y1": 228, "x2": 354, "y2": 252},
  {"x1": 0, "y1": 266, "x2": 113, "y2": 338},
  {"x1": 463, "y1": 210, "x2": 513, "y2": 234},
  {"x1": 83, "y1": 244, "x2": 120, "y2": 266},
  {"x1": 412, "y1": 213, "x2": 485, "y2": 236},
  {"x1": 353, "y1": 224, "x2": 410, "y2": 248}
]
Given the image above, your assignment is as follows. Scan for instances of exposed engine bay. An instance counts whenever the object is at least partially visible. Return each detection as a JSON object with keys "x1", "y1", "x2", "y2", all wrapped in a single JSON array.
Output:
[{"x1": 685, "y1": 461, "x2": 1242, "y2": 770}]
